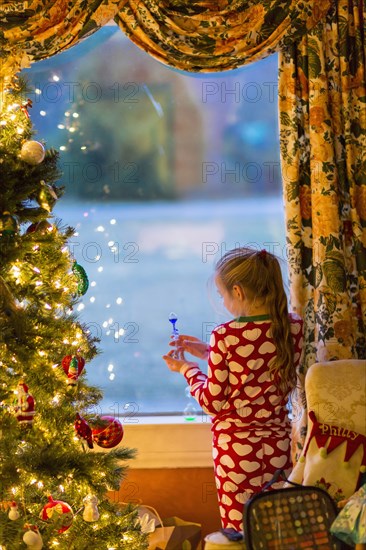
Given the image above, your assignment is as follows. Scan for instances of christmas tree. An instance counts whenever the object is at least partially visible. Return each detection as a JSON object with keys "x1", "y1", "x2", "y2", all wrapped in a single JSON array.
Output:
[{"x1": 0, "y1": 79, "x2": 147, "y2": 549}]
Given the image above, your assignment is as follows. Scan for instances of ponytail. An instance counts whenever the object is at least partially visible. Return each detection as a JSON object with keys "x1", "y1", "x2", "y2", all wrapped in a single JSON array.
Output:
[{"x1": 215, "y1": 248, "x2": 296, "y2": 395}]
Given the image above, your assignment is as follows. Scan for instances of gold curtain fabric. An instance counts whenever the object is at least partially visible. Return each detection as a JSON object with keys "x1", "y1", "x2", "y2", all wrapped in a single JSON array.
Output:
[
  {"x1": 1, "y1": 0, "x2": 365, "y2": 456},
  {"x1": 115, "y1": 0, "x2": 332, "y2": 72},
  {"x1": 0, "y1": 0, "x2": 124, "y2": 84},
  {"x1": 279, "y1": 0, "x2": 366, "y2": 456},
  {"x1": 0, "y1": 0, "x2": 331, "y2": 83}
]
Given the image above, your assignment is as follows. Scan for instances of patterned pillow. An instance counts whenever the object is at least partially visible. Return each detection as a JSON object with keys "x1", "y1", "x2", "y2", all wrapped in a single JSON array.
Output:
[{"x1": 299, "y1": 411, "x2": 366, "y2": 502}]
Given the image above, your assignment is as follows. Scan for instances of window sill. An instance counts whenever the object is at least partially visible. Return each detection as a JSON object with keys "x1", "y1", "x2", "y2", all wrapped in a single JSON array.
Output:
[{"x1": 121, "y1": 415, "x2": 213, "y2": 469}]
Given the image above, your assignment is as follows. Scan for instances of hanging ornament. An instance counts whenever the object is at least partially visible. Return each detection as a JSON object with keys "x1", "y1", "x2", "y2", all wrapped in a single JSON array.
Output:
[
  {"x1": 62, "y1": 354, "x2": 85, "y2": 385},
  {"x1": 83, "y1": 495, "x2": 99, "y2": 522},
  {"x1": 20, "y1": 140, "x2": 45, "y2": 165},
  {"x1": 0, "y1": 211, "x2": 18, "y2": 238},
  {"x1": 37, "y1": 180, "x2": 58, "y2": 212},
  {"x1": 14, "y1": 382, "x2": 35, "y2": 425},
  {"x1": 168, "y1": 312, "x2": 179, "y2": 359},
  {"x1": 26, "y1": 220, "x2": 54, "y2": 235},
  {"x1": 8, "y1": 501, "x2": 20, "y2": 520},
  {"x1": 72, "y1": 261, "x2": 89, "y2": 295},
  {"x1": 74, "y1": 413, "x2": 94, "y2": 449},
  {"x1": 40, "y1": 496, "x2": 73, "y2": 533},
  {"x1": 92, "y1": 416, "x2": 124, "y2": 449},
  {"x1": 23, "y1": 525, "x2": 43, "y2": 550},
  {"x1": 20, "y1": 98, "x2": 33, "y2": 118}
]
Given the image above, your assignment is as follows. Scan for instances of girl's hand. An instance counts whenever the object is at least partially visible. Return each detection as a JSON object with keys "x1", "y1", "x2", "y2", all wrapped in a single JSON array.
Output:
[
  {"x1": 162, "y1": 350, "x2": 187, "y2": 373},
  {"x1": 170, "y1": 334, "x2": 209, "y2": 359}
]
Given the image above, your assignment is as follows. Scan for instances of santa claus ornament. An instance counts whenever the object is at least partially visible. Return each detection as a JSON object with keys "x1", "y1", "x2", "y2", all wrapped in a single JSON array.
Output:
[
  {"x1": 62, "y1": 354, "x2": 85, "y2": 386},
  {"x1": 74, "y1": 413, "x2": 94, "y2": 449},
  {"x1": 14, "y1": 382, "x2": 35, "y2": 425},
  {"x1": 92, "y1": 416, "x2": 124, "y2": 449},
  {"x1": 40, "y1": 495, "x2": 73, "y2": 533}
]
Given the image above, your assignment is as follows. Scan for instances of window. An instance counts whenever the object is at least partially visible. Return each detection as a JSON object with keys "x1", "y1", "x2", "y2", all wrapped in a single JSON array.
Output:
[{"x1": 25, "y1": 24, "x2": 285, "y2": 417}]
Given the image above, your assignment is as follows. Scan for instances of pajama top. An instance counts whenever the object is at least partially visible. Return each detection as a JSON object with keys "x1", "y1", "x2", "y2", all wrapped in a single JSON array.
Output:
[{"x1": 181, "y1": 313, "x2": 303, "y2": 531}]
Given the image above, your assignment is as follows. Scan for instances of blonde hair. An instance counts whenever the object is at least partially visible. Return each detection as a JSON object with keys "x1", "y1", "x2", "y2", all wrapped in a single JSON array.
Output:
[{"x1": 215, "y1": 247, "x2": 296, "y2": 395}]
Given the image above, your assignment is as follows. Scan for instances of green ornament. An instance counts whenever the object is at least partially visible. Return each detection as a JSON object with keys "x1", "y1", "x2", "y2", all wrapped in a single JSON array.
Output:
[
  {"x1": 0, "y1": 211, "x2": 18, "y2": 237},
  {"x1": 72, "y1": 261, "x2": 89, "y2": 295},
  {"x1": 37, "y1": 180, "x2": 58, "y2": 212}
]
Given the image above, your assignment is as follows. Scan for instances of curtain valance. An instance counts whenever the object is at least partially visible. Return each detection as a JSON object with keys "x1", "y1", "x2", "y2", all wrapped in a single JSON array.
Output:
[{"x1": 0, "y1": 0, "x2": 332, "y2": 83}]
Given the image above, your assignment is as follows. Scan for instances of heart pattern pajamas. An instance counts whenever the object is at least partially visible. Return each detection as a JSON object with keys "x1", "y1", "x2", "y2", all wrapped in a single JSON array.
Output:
[{"x1": 181, "y1": 314, "x2": 303, "y2": 531}]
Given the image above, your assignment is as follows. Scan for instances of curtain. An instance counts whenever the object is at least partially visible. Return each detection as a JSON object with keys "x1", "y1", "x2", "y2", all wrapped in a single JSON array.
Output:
[
  {"x1": 114, "y1": 0, "x2": 332, "y2": 72},
  {"x1": 1, "y1": 0, "x2": 365, "y2": 456},
  {"x1": 279, "y1": 0, "x2": 366, "y2": 457},
  {"x1": 0, "y1": 0, "x2": 331, "y2": 85},
  {"x1": 0, "y1": 0, "x2": 124, "y2": 85}
]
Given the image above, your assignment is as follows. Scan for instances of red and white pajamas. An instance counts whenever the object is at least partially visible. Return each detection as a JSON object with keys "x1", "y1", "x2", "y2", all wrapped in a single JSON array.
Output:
[{"x1": 181, "y1": 313, "x2": 303, "y2": 531}]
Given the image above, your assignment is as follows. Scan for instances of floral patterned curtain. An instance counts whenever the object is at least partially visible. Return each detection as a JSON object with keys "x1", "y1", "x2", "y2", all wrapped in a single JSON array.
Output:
[
  {"x1": 1, "y1": 0, "x2": 330, "y2": 84},
  {"x1": 278, "y1": 0, "x2": 366, "y2": 456},
  {"x1": 1, "y1": 0, "x2": 365, "y2": 456},
  {"x1": 0, "y1": 0, "x2": 124, "y2": 85}
]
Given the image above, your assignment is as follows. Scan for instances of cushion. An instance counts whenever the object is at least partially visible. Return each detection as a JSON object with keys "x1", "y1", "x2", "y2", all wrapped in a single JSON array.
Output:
[{"x1": 288, "y1": 360, "x2": 366, "y2": 502}]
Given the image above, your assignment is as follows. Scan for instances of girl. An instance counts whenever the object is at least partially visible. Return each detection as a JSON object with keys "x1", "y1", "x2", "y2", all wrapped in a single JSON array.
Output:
[{"x1": 163, "y1": 247, "x2": 303, "y2": 532}]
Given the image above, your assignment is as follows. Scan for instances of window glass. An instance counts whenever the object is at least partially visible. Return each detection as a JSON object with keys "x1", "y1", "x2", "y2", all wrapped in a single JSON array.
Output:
[{"x1": 25, "y1": 25, "x2": 286, "y2": 416}]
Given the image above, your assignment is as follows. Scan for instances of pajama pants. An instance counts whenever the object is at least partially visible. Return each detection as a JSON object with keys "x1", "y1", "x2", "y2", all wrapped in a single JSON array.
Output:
[{"x1": 212, "y1": 429, "x2": 292, "y2": 531}]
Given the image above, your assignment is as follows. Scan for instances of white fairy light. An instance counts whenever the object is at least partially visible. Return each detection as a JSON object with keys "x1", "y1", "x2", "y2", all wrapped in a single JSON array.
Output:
[
  {"x1": 77, "y1": 303, "x2": 85, "y2": 311},
  {"x1": 110, "y1": 219, "x2": 116, "y2": 225},
  {"x1": 90, "y1": 296, "x2": 96, "y2": 303},
  {"x1": 96, "y1": 225, "x2": 105, "y2": 232},
  {"x1": 97, "y1": 266, "x2": 103, "y2": 272},
  {"x1": 108, "y1": 364, "x2": 114, "y2": 372},
  {"x1": 91, "y1": 281, "x2": 97, "y2": 287},
  {"x1": 40, "y1": 110, "x2": 46, "y2": 116},
  {"x1": 116, "y1": 297, "x2": 123, "y2": 305},
  {"x1": 58, "y1": 124, "x2": 65, "y2": 129},
  {"x1": 52, "y1": 75, "x2": 60, "y2": 82}
]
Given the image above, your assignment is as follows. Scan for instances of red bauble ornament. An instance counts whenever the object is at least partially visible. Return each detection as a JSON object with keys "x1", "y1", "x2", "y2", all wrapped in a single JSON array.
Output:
[
  {"x1": 61, "y1": 354, "x2": 85, "y2": 385},
  {"x1": 92, "y1": 416, "x2": 124, "y2": 449},
  {"x1": 40, "y1": 495, "x2": 73, "y2": 533},
  {"x1": 26, "y1": 220, "x2": 54, "y2": 235}
]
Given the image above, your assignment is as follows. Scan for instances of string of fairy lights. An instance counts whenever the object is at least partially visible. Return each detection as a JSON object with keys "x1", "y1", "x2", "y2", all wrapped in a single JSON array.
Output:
[{"x1": 26, "y1": 74, "x2": 136, "y2": 388}]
